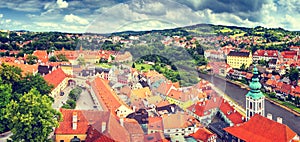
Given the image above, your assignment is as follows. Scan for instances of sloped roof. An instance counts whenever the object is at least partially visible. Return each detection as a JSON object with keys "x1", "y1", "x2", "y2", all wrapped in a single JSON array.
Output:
[
  {"x1": 44, "y1": 68, "x2": 67, "y2": 88},
  {"x1": 228, "y1": 51, "x2": 250, "y2": 57},
  {"x1": 224, "y1": 114, "x2": 297, "y2": 142},
  {"x1": 148, "y1": 116, "x2": 163, "y2": 131},
  {"x1": 55, "y1": 109, "x2": 89, "y2": 135},
  {"x1": 189, "y1": 128, "x2": 216, "y2": 141},
  {"x1": 219, "y1": 100, "x2": 244, "y2": 125}
]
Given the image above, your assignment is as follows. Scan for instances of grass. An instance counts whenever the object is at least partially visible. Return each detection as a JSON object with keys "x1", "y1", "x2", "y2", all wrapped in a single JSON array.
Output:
[
  {"x1": 264, "y1": 93, "x2": 300, "y2": 114},
  {"x1": 95, "y1": 63, "x2": 112, "y2": 69},
  {"x1": 219, "y1": 28, "x2": 233, "y2": 33},
  {"x1": 135, "y1": 63, "x2": 153, "y2": 71}
]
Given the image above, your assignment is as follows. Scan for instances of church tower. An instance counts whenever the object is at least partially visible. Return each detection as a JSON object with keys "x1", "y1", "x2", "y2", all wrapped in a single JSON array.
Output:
[{"x1": 246, "y1": 66, "x2": 265, "y2": 121}]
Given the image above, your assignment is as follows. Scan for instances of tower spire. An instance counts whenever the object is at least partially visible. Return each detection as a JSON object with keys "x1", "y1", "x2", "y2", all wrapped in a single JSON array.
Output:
[{"x1": 246, "y1": 66, "x2": 265, "y2": 121}]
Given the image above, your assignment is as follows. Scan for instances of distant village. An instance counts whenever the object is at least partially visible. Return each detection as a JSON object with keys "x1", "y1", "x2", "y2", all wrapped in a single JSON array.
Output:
[{"x1": 0, "y1": 30, "x2": 299, "y2": 141}]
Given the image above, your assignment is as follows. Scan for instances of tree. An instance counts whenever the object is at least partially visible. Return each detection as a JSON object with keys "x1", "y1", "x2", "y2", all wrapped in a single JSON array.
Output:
[
  {"x1": 0, "y1": 63, "x2": 22, "y2": 86},
  {"x1": 0, "y1": 78, "x2": 12, "y2": 133},
  {"x1": 77, "y1": 57, "x2": 86, "y2": 66},
  {"x1": 69, "y1": 87, "x2": 82, "y2": 101},
  {"x1": 240, "y1": 63, "x2": 246, "y2": 71},
  {"x1": 288, "y1": 67, "x2": 299, "y2": 83},
  {"x1": 66, "y1": 99, "x2": 76, "y2": 109},
  {"x1": 16, "y1": 73, "x2": 54, "y2": 97},
  {"x1": 141, "y1": 66, "x2": 145, "y2": 71},
  {"x1": 132, "y1": 63, "x2": 135, "y2": 68},
  {"x1": 57, "y1": 54, "x2": 68, "y2": 62},
  {"x1": 49, "y1": 56, "x2": 57, "y2": 62},
  {"x1": 5, "y1": 88, "x2": 61, "y2": 142},
  {"x1": 26, "y1": 54, "x2": 38, "y2": 65}
]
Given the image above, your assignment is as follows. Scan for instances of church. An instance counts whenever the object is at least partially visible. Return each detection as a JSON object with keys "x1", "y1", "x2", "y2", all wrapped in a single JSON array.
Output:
[{"x1": 223, "y1": 66, "x2": 299, "y2": 142}]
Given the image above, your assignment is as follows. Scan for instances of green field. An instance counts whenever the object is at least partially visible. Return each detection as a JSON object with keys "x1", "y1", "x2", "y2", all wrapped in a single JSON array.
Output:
[
  {"x1": 135, "y1": 63, "x2": 153, "y2": 71},
  {"x1": 265, "y1": 93, "x2": 300, "y2": 114}
]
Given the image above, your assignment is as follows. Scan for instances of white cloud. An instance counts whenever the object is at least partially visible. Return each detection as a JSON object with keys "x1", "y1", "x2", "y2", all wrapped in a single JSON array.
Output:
[
  {"x1": 64, "y1": 14, "x2": 89, "y2": 25},
  {"x1": 0, "y1": 14, "x2": 3, "y2": 18},
  {"x1": 5, "y1": 19, "x2": 11, "y2": 23},
  {"x1": 57, "y1": 0, "x2": 68, "y2": 8}
]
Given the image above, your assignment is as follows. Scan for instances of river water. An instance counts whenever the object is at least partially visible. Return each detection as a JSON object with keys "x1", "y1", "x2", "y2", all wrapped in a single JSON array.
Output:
[{"x1": 199, "y1": 73, "x2": 300, "y2": 135}]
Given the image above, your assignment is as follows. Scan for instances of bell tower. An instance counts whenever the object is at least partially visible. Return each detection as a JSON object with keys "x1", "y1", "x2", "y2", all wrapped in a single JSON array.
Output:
[{"x1": 246, "y1": 66, "x2": 265, "y2": 121}]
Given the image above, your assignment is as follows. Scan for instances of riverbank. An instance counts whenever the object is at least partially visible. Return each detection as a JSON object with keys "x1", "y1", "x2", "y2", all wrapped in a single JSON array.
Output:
[{"x1": 207, "y1": 73, "x2": 300, "y2": 117}]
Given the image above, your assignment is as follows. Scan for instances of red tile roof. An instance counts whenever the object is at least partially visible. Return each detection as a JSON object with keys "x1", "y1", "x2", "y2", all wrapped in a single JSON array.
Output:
[
  {"x1": 187, "y1": 97, "x2": 222, "y2": 117},
  {"x1": 148, "y1": 117, "x2": 163, "y2": 131},
  {"x1": 44, "y1": 68, "x2": 68, "y2": 88},
  {"x1": 189, "y1": 128, "x2": 216, "y2": 141},
  {"x1": 219, "y1": 100, "x2": 244, "y2": 125},
  {"x1": 91, "y1": 77, "x2": 123, "y2": 115},
  {"x1": 224, "y1": 114, "x2": 297, "y2": 142},
  {"x1": 55, "y1": 109, "x2": 89, "y2": 135},
  {"x1": 33, "y1": 50, "x2": 48, "y2": 63},
  {"x1": 253, "y1": 50, "x2": 279, "y2": 57}
]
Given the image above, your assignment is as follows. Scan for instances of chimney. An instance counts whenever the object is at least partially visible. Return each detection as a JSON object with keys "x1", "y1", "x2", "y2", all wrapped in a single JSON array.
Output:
[
  {"x1": 101, "y1": 122, "x2": 106, "y2": 133},
  {"x1": 120, "y1": 117, "x2": 124, "y2": 127},
  {"x1": 170, "y1": 106, "x2": 175, "y2": 113},
  {"x1": 277, "y1": 117, "x2": 282, "y2": 124},
  {"x1": 72, "y1": 112, "x2": 78, "y2": 130},
  {"x1": 213, "y1": 97, "x2": 216, "y2": 102},
  {"x1": 267, "y1": 113, "x2": 272, "y2": 120},
  {"x1": 133, "y1": 106, "x2": 136, "y2": 112}
]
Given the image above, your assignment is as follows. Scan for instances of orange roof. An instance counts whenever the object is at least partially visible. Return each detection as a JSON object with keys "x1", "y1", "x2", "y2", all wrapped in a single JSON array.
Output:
[
  {"x1": 266, "y1": 79, "x2": 277, "y2": 87},
  {"x1": 189, "y1": 128, "x2": 216, "y2": 141},
  {"x1": 162, "y1": 113, "x2": 190, "y2": 129},
  {"x1": 187, "y1": 96, "x2": 222, "y2": 117},
  {"x1": 44, "y1": 68, "x2": 68, "y2": 88},
  {"x1": 33, "y1": 50, "x2": 48, "y2": 63},
  {"x1": 131, "y1": 87, "x2": 152, "y2": 98},
  {"x1": 148, "y1": 117, "x2": 163, "y2": 131},
  {"x1": 224, "y1": 114, "x2": 297, "y2": 142},
  {"x1": 156, "y1": 82, "x2": 173, "y2": 95},
  {"x1": 219, "y1": 100, "x2": 244, "y2": 125},
  {"x1": 55, "y1": 109, "x2": 89, "y2": 135},
  {"x1": 3, "y1": 62, "x2": 38, "y2": 76},
  {"x1": 91, "y1": 77, "x2": 122, "y2": 115},
  {"x1": 156, "y1": 100, "x2": 170, "y2": 107},
  {"x1": 144, "y1": 70, "x2": 163, "y2": 78}
]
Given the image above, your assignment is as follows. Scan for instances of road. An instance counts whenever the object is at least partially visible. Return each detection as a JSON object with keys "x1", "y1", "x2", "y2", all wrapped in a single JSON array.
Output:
[{"x1": 199, "y1": 73, "x2": 300, "y2": 135}]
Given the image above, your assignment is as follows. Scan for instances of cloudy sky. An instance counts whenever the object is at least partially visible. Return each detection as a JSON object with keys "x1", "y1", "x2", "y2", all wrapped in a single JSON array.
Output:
[{"x1": 0, "y1": 0, "x2": 299, "y2": 33}]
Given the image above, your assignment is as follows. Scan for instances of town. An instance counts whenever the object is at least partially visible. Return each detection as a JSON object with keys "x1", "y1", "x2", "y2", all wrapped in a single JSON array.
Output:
[{"x1": 0, "y1": 26, "x2": 300, "y2": 142}]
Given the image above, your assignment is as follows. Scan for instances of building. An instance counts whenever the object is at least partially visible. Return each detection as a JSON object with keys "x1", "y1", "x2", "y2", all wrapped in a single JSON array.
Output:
[
  {"x1": 204, "y1": 50, "x2": 225, "y2": 60},
  {"x1": 223, "y1": 114, "x2": 299, "y2": 142},
  {"x1": 186, "y1": 97, "x2": 222, "y2": 126},
  {"x1": 245, "y1": 66, "x2": 265, "y2": 121},
  {"x1": 252, "y1": 50, "x2": 279, "y2": 62},
  {"x1": 148, "y1": 116, "x2": 164, "y2": 134},
  {"x1": 227, "y1": 51, "x2": 252, "y2": 69},
  {"x1": 44, "y1": 68, "x2": 69, "y2": 99},
  {"x1": 162, "y1": 113, "x2": 195, "y2": 139},
  {"x1": 189, "y1": 128, "x2": 217, "y2": 142},
  {"x1": 55, "y1": 109, "x2": 131, "y2": 142}
]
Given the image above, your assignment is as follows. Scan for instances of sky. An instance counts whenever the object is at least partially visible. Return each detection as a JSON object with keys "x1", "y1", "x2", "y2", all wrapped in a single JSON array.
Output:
[{"x1": 0, "y1": 0, "x2": 300, "y2": 33}]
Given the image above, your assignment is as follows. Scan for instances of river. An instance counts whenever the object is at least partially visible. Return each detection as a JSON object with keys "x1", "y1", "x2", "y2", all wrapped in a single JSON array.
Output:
[{"x1": 199, "y1": 73, "x2": 300, "y2": 135}]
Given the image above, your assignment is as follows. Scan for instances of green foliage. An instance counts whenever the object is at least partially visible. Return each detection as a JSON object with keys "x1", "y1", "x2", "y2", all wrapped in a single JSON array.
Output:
[
  {"x1": 69, "y1": 87, "x2": 82, "y2": 101},
  {"x1": 26, "y1": 54, "x2": 38, "y2": 65},
  {"x1": 5, "y1": 88, "x2": 61, "y2": 142},
  {"x1": 0, "y1": 63, "x2": 22, "y2": 86},
  {"x1": 77, "y1": 57, "x2": 86, "y2": 66},
  {"x1": 288, "y1": 67, "x2": 299, "y2": 83},
  {"x1": 57, "y1": 53, "x2": 69, "y2": 62},
  {"x1": 67, "y1": 99, "x2": 76, "y2": 109},
  {"x1": 0, "y1": 78, "x2": 12, "y2": 133},
  {"x1": 16, "y1": 73, "x2": 54, "y2": 96},
  {"x1": 49, "y1": 56, "x2": 57, "y2": 62},
  {"x1": 240, "y1": 63, "x2": 247, "y2": 71},
  {"x1": 132, "y1": 63, "x2": 135, "y2": 68}
]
